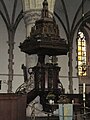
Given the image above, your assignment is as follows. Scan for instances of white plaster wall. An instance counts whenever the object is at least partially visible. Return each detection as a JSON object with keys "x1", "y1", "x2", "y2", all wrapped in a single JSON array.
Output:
[
  {"x1": 0, "y1": 16, "x2": 8, "y2": 93},
  {"x1": 12, "y1": 19, "x2": 26, "y2": 92}
]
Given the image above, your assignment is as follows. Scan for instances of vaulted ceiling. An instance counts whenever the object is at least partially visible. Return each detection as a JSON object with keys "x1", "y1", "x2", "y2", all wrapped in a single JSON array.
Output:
[
  {"x1": 0, "y1": 0, "x2": 90, "y2": 41},
  {"x1": 54, "y1": 0, "x2": 90, "y2": 42}
]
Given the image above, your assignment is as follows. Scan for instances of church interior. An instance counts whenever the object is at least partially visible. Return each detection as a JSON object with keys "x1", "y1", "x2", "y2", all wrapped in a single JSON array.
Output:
[{"x1": 0, "y1": 0, "x2": 90, "y2": 120}]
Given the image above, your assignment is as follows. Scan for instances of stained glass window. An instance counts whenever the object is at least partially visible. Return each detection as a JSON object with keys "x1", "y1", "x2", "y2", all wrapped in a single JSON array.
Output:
[{"x1": 77, "y1": 31, "x2": 87, "y2": 76}]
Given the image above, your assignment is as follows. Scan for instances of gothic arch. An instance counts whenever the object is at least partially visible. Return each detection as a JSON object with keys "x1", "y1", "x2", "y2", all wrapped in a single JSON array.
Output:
[{"x1": 0, "y1": 0, "x2": 23, "y2": 92}]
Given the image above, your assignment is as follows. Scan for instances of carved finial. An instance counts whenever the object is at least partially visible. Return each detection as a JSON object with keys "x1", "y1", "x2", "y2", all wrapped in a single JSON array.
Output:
[{"x1": 42, "y1": 0, "x2": 48, "y2": 18}]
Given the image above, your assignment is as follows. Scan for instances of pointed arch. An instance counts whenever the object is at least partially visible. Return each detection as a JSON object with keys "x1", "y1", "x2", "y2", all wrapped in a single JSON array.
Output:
[
  {"x1": 0, "y1": 10, "x2": 9, "y2": 31},
  {"x1": 12, "y1": 0, "x2": 18, "y2": 24},
  {"x1": 0, "y1": 0, "x2": 10, "y2": 24}
]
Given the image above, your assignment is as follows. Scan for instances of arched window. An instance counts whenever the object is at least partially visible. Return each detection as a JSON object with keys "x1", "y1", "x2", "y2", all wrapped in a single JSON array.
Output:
[{"x1": 77, "y1": 31, "x2": 87, "y2": 76}]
